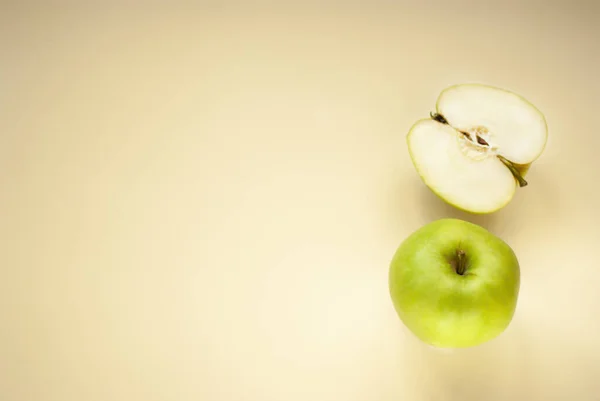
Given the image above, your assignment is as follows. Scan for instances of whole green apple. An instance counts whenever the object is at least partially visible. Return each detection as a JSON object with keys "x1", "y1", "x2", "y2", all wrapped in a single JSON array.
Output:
[{"x1": 389, "y1": 218, "x2": 520, "y2": 348}]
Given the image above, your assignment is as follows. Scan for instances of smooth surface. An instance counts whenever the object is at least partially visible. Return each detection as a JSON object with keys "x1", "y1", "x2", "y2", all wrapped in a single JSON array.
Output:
[
  {"x1": 2, "y1": 2, "x2": 600, "y2": 401},
  {"x1": 389, "y1": 218, "x2": 520, "y2": 348},
  {"x1": 436, "y1": 84, "x2": 548, "y2": 164},
  {"x1": 407, "y1": 119, "x2": 517, "y2": 213}
]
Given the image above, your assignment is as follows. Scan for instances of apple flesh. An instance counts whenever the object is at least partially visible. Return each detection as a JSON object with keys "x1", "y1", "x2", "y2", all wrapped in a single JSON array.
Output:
[
  {"x1": 389, "y1": 218, "x2": 520, "y2": 348},
  {"x1": 407, "y1": 83, "x2": 548, "y2": 214}
]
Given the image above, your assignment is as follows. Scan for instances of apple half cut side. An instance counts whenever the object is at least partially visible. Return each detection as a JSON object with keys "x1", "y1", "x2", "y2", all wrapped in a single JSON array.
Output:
[{"x1": 407, "y1": 83, "x2": 548, "y2": 214}]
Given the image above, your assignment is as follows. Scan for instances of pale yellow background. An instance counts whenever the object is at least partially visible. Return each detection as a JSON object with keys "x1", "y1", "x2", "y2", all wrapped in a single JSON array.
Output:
[{"x1": 2, "y1": 2, "x2": 600, "y2": 401}]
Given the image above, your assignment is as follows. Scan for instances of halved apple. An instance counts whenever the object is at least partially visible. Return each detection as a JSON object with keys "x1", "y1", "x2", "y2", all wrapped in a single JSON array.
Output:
[{"x1": 407, "y1": 83, "x2": 548, "y2": 214}]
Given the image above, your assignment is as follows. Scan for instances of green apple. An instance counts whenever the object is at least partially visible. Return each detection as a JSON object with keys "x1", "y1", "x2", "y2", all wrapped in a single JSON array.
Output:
[
  {"x1": 407, "y1": 83, "x2": 548, "y2": 214},
  {"x1": 389, "y1": 218, "x2": 520, "y2": 348}
]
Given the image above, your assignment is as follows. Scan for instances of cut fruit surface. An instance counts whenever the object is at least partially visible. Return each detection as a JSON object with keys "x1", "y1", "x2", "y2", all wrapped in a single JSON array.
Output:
[
  {"x1": 437, "y1": 84, "x2": 548, "y2": 165},
  {"x1": 407, "y1": 83, "x2": 548, "y2": 214},
  {"x1": 408, "y1": 119, "x2": 516, "y2": 213}
]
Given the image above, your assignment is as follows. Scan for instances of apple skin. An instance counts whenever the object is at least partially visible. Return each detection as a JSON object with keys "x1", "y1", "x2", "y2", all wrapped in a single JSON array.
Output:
[{"x1": 389, "y1": 218, "x2": 520, "y2": 348}]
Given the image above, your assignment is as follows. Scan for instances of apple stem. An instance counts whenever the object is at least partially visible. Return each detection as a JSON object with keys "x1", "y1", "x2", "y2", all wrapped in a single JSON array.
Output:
[
  {"x1": 497, "y1": 155, "x2": 528, "y2": 187},
  {"x1": 456, "y1": 249, "x2": 467, "y2": 275}
]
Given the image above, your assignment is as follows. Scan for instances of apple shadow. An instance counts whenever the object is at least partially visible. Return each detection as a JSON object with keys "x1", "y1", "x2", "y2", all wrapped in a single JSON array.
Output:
[
  {"x1": 378, "y1": 172, "x2": 506, "y2": 251},
  {"x1": 401, "y1": 326, "x2": 535, "y2": 400},
  {"x1": 399, "y1": 312, "x2": 600, "y2": 401},
  {"x1": 413, "y1": 165, "x2": 561, "y2": 241},
  {"x1": 415, "y1": 178, "x2": 503, "y2": 231}
]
